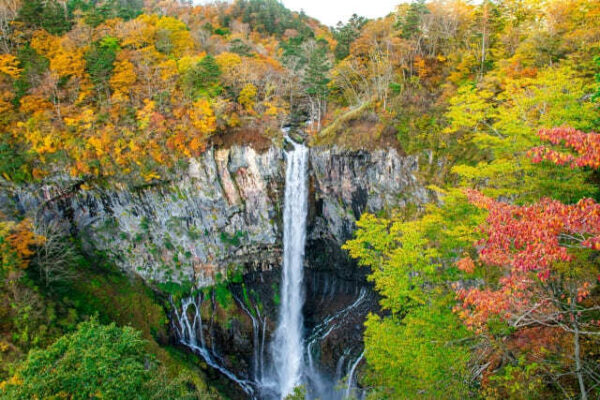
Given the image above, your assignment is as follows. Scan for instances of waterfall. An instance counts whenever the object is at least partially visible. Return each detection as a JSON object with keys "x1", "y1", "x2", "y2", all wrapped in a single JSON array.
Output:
[
  {"x1": 270, "y1": 140, "x2": 310, "y2": 398},
  {"x1": 172, "y1": 138, "x2": 367, "y2": 399},
  {"x1": 234, "y1": 293, "x2": 267, "y2": 383},
  {"x1": 172, "y1": 293, "x2": 255, "y2": 397},
  {"x1": 345, "y1": 352, "x2": 365, "y2": 399},
  {"x1": 306, "y1": 287, "x2": 368, "y2": 372},
  {"x1": 305, "y1": 288, "x2": 368, "y2": 400}
]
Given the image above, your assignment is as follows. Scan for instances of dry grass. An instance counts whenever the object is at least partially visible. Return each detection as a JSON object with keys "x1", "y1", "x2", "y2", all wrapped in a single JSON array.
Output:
[{"x1": 311, "y1": 101, "x2": 403, "y2": 152}]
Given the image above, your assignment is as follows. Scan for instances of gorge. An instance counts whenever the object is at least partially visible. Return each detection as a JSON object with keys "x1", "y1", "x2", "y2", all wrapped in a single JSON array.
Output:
[{"x1": 6, "y1": 141, "x2": 428, "y2": 399}]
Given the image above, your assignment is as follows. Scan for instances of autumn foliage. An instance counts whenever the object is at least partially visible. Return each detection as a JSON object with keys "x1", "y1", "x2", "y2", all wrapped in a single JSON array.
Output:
[
  {"x1": 1, "y1": 0, "x2": 600, "y2": 398},
  {"x1": 446, "y1": 126, "x2": 600, "y2": 398},
  {"x1": 0, "y1": 218, "x2": 44, "y2": 272},
  {"x1": 454, "y1": 127, "x2": 600, "y2": 329},
  {"x1": 455, "y1": 190, "x2": 600, "y2": 327},
  {"x1": 464, "y1": 190, "x2": 600, "y2": 276},
  {"x1": 530, "y1": 127, "x2": 600, "y2": 169},
  {"x1": 0, "y1": 1, "x2": 315, "y2": 183}
]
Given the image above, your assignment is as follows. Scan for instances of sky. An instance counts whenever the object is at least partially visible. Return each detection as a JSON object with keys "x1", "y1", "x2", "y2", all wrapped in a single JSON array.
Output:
[
  {"x1": 279, "y1": 0, "x2": 399, "y2": 26},
  {"x1": 194, "y1": 0, "x2": 401, "y2": 26}
]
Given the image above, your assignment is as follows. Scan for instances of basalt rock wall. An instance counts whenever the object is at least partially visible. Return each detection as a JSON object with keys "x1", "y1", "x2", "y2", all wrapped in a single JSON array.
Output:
[{"x1": 8, "y1": 145, "x2": 428, "y2": 287}]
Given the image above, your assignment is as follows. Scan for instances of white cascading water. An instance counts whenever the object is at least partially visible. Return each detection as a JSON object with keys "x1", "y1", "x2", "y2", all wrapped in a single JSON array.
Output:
[
  {"x1": 345, "y1": 352, "x2": 365, "y2": 399},
  {"x1": 270, "y1": 140, "x2": 310, "y2": 398},
  {"x1": 172, "y1": 294, "x2": 255, "y2": 396},
  {"x1": 305, "y1": 288, "x2": 368, "y2": 400},
  {"x1": 173, "y1": 137, "x2": 366, "y2": 399}
]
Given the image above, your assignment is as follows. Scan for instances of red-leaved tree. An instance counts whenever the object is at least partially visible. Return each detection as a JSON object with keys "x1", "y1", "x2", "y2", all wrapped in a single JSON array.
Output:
[
  {"x1": 455, "y1": 128, "x2": 600, "y2": 400},
  {"x1": 529, "y1": 127, "x2": 600, "y2": 169}
]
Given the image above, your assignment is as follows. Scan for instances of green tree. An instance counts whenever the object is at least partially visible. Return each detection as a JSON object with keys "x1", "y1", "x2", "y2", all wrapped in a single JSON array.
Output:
[
  {"x1": 445, "y1": 66, "x2": 599, "y2": 203},
  {"x1": 234, "y1": 0, "x2": 313, "y2": 38},
  {"x1": 344, "y1": 190, "x2": 484, "y2": 399},
  {"x1": 0, "y1": 140, "x2": 32, "y2": 183},
  {"x1": 332, "y1": 14, "x2": 368, "y2": 61},
  {"x1": 17, "y1": 0, "x2": 72, "y2": 35},
  {"x1": 593, "y1": 55, "x2": 600, "y2": 103},
  {"x1": 85, "y1": 36, "x2": 120, "y2": 100},
  {"x1": 281, "y1": 36, "x2": 307, "y2": 71},
  {"x1": 1, "y1": 320, "x2": 199, "y2": 399},
  {"x1": 303, "y1": 39, "x2": 330, "y2": 130},
  {"x1": 284, "y1": 385, "x2": 306, "y2": 400},
  {"x1": 13, "y1": 45, "x2": 49, "y2": 105},
  {"x1": 364, "y1": 298, "x2": 471, "y2": 399},
  {"x1": 229, "y1": 38, "x2": 254, "y2": 57},
  {"x1": 75, "y1": 0, "x2": 143, "y2": 27},
  {"x1": 183, "y1": 54, "x2": 222, "y2": 99},
  {"x1": 397, "y1": 0, "x2": 429, "y2": 40}
]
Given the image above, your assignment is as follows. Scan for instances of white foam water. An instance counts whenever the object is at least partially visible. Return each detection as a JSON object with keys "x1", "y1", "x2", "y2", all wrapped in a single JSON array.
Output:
[
  {"x1": 173, "y1": 138, "x2": 366, "y2": 400},
  {"x1": 270, "y1": 140, "x2": 310, "y2": 398}
]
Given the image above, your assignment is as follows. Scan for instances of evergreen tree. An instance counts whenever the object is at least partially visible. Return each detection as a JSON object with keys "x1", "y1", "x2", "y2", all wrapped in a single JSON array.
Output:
[
  {"x1": 234, "y1": 0, "x2": 313, "y2": 38},
  {"x1": 229, "y1": 38, "x2": 254, "y2": 57},
  {"x1": 281, "y1": 36, "x2": 307, "y2": 71},
  {"x1": 18, "y1": 0, "x2": 72, "y2": 35},
  {"x1": 303, "y1": 40, "x2": 330, "y2": 130},
  {"x1": 13, "y1": 45, "x2": 49, "y2": 104},
  {"x1": 304, "y1": 41, "x2": 330, "y2": 100},
  {"x1": 332, "y1": 14, "x2": 368, "y2": 61},
  {"x1": 397, "y1": 0, "x2": 429, "y2": 40},
  {"x1": 183, "y1": 55, "x2": 222, "y2": 99},
  {"x1": 85, "y1": 36, "x2": 120, "y2": 100},
  {"x1": 16, "y1": 0, "x2": 44, "y2": 29}
]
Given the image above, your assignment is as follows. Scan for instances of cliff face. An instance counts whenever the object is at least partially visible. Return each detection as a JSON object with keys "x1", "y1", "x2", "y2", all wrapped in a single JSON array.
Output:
[
  {"x1": 307, "y1": 147, "x2": 427, "y2": 280},
  {"x1": 6, "y1": 144, "x2": 428, "y2": 397},
  {"x1": 12, "y1": 145, "x2": 427, "y2": 287},
  {"x1": 309, "y1": 147, "x2": 424, "y2": 244}
]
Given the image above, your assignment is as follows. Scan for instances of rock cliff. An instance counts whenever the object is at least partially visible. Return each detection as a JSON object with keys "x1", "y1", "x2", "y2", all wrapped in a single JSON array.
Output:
[
  {"x1": 11, "y1": 144, "x2": 427, "y2": 287},
  {"x1": 4, "y1": 143, "x2": 429, "y2": 398}
]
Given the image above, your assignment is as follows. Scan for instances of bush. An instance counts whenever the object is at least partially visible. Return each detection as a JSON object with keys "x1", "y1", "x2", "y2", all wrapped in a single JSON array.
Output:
[
  {"x1": 2, "y1": 320, "x2": 149, "y2": 398},
  {"x1": 0, "y1": 320, "x2": 200, "y2": 399}
]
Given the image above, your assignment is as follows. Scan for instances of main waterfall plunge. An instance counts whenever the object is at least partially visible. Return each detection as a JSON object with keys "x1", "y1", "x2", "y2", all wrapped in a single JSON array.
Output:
[
  {"x1": 270, "y1": 140, "x2": 309, "y2": 397},
  {"x1": 172, "y1": 140, "x2": 366, "y2": 399}
]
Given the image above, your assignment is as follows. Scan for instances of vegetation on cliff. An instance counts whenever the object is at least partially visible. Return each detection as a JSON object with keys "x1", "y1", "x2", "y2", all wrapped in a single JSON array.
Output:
[{"x1": 0, "y1": 0, "x2": 332, "y2": 184}]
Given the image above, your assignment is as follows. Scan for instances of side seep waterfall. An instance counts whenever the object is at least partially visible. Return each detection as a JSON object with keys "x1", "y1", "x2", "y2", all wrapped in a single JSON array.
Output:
[{"x1": 171, "y1": 294, "x2": 256, "y2": 397}]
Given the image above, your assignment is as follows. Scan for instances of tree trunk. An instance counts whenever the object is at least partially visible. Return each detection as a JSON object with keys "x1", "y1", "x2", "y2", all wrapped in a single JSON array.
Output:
[{"x1": 572, "y1": 298, "x2": 588, "y2": 400}]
